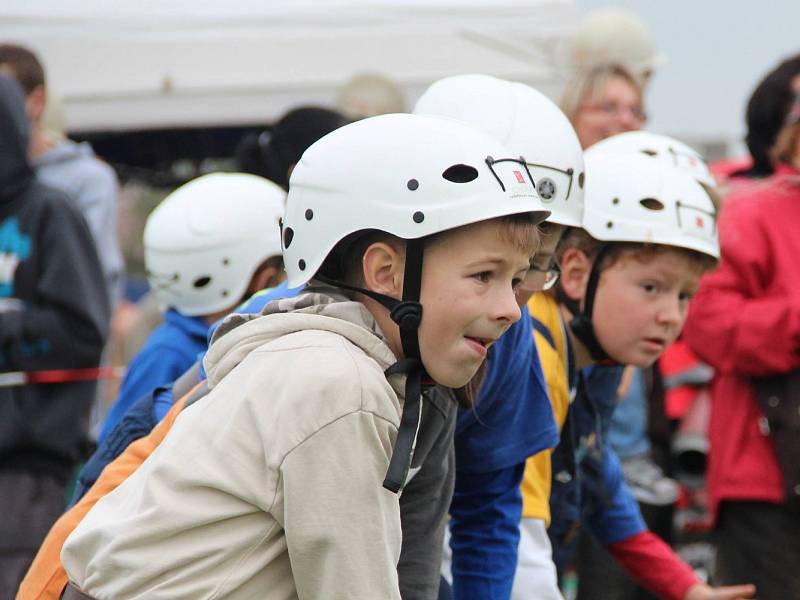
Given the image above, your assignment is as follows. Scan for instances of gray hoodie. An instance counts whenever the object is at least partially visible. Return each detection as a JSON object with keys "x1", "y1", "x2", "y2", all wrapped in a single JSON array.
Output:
[{"x1": 34, "y1": 139, "x2": 123, "y2": 304}]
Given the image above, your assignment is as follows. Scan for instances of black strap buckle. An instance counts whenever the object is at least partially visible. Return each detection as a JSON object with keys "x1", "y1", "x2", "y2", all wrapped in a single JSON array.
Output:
[{"x1": 390, "y1": 300, "x2": 422, "y2": 330}]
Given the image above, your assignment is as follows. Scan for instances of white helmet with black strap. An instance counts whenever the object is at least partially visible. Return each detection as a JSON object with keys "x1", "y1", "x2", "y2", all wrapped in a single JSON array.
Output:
[
  {"x1": 570, "y1": 151, "x2": 719, "y2": 362},
  {"x1": 283, "y1": 113, "x2": 551, "y2": 492}
]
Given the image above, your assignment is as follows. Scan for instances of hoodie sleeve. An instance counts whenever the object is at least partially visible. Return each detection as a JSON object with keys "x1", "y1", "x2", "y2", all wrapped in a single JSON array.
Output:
[
  {"x1": 0, "y1": 196, "x2": 110, "y2": 371},
  {"x1": 281, "y1": 409, "x2": 403, "y2": 600}
]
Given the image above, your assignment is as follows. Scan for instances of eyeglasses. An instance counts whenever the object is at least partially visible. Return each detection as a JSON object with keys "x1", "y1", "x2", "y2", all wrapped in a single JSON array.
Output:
[
  {"x1": 529, "y1": 256, "x2": 561, "y2": 291},
  {"x1": 581, "y1": 101, "x2": 647, "y2": 124}
]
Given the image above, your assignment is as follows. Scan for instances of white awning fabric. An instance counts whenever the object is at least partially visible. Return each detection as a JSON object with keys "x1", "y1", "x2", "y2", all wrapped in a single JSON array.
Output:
[{"x1": 1, "y1": 0, "x2": 576, "y2": 131}]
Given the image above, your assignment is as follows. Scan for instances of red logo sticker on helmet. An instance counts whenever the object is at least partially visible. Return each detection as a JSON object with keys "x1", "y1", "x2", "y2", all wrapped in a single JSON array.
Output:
[
  {"x1": 695, "y1": 216, "x2": 704, "y2": 228},
  {"x1": 513, "y1": 170, "x2": 525, "y2": 184}
]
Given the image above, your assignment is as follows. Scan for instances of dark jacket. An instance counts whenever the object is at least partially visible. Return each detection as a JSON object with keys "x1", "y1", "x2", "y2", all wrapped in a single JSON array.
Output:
[{"x1": 0, "y1": 75, "x2": 110, "y2": 479}]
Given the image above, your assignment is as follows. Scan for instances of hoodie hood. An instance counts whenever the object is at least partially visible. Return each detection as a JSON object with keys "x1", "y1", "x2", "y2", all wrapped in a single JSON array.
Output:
[
  {"x1": 0, "y1": 75, "x2": 33, "y2": 201},
  {"x1": 32, "y1": 138, "x2": 96, "y2": 169},
  {"x1": 204, "y1": 284, "x2": 399, "y2": 389}
]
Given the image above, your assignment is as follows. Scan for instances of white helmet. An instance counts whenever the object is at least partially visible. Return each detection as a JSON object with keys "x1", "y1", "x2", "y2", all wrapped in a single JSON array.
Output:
[
  {"x1": 582, "y1": 151, "x2": 719, "y2": 259},
  {"x1": 414, "y1": 74, "x2": 584, "y2": 227},
  {"x1": 283, "y1": 112, "x2": 551, "y2": 288},
  {"x1": 586, "y1": 131, "x2": 715, "y2": 188},
  {"x1": 145, "y1": 173, "x2": 286, "y2": 316},
  {"x1": 284, "y1": 113, "x2": 550, "y2": 494},
  {"x1": 568, "y1": 152, "x2": 718, "y2": 363}
]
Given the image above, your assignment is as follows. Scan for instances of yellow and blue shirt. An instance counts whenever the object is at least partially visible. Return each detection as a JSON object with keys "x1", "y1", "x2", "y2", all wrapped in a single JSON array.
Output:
[{"x1": 522, "y1": 292, "x2": 646, "y2": 572}]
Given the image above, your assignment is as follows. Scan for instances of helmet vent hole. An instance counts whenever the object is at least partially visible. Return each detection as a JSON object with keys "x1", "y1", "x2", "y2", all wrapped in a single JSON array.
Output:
[
  {"x1": 222, "y1": 258, "x2": 230, "y2": 266},
  {"x1": 298, "y1": 259, "x2": 306, "y2": 271},
  {"x1": 305, "y1": 209, "x2": 314, "y2": 221},
  {"x1": 193, "y1": 276, "x2": 212, "y2": 289},
  {"x1": 442, "y1": 164, "x2": 479, "y2": 183},
  {"x1": 606, "y1": 221, "x2": 614, "y2": 229},
  {"x1": 641, "y1": 149, "x2": 658, "y2": 157},
  {"x1": 283, "y1": 226, "x2": 294, "y2": 248},
  {"x1": 407, "y1": 179, "x2": 419, "y2": 191},
  {"x1": 222, "y1": 290, "x2": 229, "y2": 297},
  {"x1": 413, "y1": 211, "x2": 425, "y2": 224},
  {"x1": 612, "y1": 197, "x2": 620, "y2": 205},
  {"x1": 640, "y1": 197, "x2": 665, "y2": 211},
  {"x1": 578, "y1": 171, "x2": 585, "y2": 189}
]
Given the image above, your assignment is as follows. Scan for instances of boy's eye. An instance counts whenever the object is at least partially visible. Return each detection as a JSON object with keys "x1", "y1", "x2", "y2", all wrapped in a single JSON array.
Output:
[
  {"x1": 511, "y1": 277, "x2": 524, "y2": 292},
  {"x1": 679, "y1": 291, "x2": 695, "y2": 302},
  {"x1": 640, "y1": 283, "x2": 658, "y2": 293},
  {"x1": 472, "y1": 271, "x2": 492, "y2": 283}
]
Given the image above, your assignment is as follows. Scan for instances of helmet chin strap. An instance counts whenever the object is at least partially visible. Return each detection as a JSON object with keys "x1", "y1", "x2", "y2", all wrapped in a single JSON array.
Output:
[
  {"x1": 567, "y1": 243, "x2": 617, "y2": 365},
  {"x1": 316, "y1": 238, "x2": 428, "y2": 494}
]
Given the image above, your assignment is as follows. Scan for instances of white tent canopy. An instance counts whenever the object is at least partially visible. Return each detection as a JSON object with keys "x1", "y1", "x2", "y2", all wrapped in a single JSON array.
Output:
[{"x1": 1, "y1": 0, "x2": 576, "y2": 132}]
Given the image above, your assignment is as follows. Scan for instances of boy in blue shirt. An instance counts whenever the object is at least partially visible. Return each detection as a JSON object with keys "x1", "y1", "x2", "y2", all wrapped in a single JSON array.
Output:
[
  {"x1": 97, "y1": 173, "x2": 286, "y2": 443},
  {"x1": 415, "y1": 74, "x2": 584, "y2": 599}
]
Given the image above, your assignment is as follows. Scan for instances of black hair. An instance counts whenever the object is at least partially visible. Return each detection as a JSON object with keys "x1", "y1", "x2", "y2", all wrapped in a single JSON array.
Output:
[
  {"x1": 235, "y1": 106, "x2": 348, "y2": 190},
  {"x1": 737, "y1": 53, "x2": 800, "y2": 178}
]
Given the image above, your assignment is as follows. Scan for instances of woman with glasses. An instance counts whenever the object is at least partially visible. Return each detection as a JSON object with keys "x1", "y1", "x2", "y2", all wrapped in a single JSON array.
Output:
[{"x1": 561, "y1": 64, "x2": 646, "y2": 150}]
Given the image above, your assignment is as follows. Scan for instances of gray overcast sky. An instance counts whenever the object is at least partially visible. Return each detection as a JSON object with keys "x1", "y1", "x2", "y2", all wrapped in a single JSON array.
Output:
[{"x1": 574, "y1": 0, "x2": 800, "y2": 153}]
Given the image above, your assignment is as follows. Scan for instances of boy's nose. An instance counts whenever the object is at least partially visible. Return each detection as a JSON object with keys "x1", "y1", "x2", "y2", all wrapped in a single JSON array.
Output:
[
  {"x1": 493, "y1": 287, "x2": 522, "y2": 324},
  {"x1": 656, "y1": 297, "x2": 685, "y2": 328}
]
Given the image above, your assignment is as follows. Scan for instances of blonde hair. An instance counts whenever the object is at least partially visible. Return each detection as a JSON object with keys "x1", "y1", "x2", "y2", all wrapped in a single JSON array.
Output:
[
  {"x1": 556, "y1": 227, "x2": 717, "y2": 275},
  {"x1": 560, "y1": 63, "x2": 643, "y2": 125}
]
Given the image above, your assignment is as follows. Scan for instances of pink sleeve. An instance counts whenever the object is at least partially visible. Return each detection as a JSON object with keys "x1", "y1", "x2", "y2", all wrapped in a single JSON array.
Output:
[{"x1": 607, "y1": 530, "x2": 699, "y2": 600}]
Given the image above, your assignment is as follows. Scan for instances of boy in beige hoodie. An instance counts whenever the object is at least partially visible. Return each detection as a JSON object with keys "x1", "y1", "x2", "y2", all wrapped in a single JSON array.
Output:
[{"x1": 60, "y1": 113, "x2": 551, "y2": 599}]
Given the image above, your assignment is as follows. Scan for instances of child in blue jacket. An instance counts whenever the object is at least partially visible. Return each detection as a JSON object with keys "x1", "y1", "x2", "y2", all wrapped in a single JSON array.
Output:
[{"x1": 97, "y1": 173, "x2": 286, "y2": 443}]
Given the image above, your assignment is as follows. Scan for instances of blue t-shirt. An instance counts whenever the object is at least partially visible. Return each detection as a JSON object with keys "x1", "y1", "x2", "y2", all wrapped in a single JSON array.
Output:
[
  {"x1": 455, "y1": 305, "x2": 559, "y2": 473},
  {"x1": 98, "y1": 308, "x2": 209, "y2": 444},
  {"x1": 548, "y1": 365, "x2": 646, "y2": 573},
  {"x1": 449, "y1": 306, "x2": 559, "y2": 600}
]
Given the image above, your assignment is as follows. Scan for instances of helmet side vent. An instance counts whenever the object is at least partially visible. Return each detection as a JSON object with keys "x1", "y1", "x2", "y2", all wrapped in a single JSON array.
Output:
[
  {"x1": 442, "y1": 164, "x2": 479, "y2": 183},
  {"x1": 639, "y1": 197, "x2": 665, "y2": 211}
]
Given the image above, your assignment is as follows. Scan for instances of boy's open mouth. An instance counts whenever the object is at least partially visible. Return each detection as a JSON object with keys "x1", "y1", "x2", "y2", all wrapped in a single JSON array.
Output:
[
  {"x1": 464, "y1": 335, "x2": 495, "y2": 352},
  {"x1": 642, "y1": 337, "x2": 667, "y2": 349}
]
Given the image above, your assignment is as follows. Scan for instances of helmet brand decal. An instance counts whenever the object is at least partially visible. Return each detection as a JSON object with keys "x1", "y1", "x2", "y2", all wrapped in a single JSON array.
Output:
[{"x1": 537, "y1": 178, "x2": 557, "y2": 201}]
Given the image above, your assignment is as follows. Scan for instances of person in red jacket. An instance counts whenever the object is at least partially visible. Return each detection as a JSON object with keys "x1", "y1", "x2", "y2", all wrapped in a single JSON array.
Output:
[{"x1": 683, "y1": 100, "x2": 800, "y2": 599}]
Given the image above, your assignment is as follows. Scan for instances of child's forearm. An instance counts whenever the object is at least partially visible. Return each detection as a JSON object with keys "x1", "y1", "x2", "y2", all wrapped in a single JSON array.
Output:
[{"x1": 607, "y1": 530, "x2": 699, "y2": 600}]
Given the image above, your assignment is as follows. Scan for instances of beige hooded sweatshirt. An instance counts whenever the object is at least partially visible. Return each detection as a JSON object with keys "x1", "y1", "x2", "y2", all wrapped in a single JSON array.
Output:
[{"x1": 62, "y1": 289, "x2": 407, "y2": 599}]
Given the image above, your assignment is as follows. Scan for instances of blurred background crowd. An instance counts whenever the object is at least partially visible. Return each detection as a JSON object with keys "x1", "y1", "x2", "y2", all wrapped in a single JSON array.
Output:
[{"x1": 1, "y1": 1, "x2": 799, "y2": 598}]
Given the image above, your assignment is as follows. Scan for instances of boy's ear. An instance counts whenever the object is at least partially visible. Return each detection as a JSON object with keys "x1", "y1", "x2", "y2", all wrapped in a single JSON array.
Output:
[
  {"x1": 558, "y1": 247, "x2": 592, "y2": 305},
  {"x1": 362, "y1": 242, "x2": 404, "y2": 299}
]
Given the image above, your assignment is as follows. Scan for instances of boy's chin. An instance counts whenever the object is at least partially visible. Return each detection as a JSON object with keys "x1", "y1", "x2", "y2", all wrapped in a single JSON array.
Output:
[
  {"x1": 425, "y1": 364, "x2": 480, "y2": 390},
  {"x1": 611, "y1": 352, "x2": 660, "y2": 369}
]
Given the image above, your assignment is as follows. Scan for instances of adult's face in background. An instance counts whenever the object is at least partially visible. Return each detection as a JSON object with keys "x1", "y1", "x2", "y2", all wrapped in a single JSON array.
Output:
[{"x1": 573, "y1": 74, "x2": 645, "y2": 149}]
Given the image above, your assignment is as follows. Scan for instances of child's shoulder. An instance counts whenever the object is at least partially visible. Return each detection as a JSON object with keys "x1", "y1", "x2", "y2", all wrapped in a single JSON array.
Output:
[{"x1": 221, "y1": 323, "x2": 402, "y2": 430}]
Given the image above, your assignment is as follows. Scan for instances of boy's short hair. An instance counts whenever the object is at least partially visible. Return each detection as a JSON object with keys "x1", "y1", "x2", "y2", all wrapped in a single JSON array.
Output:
[
  {"x1": 321, "y1": 213, "x2": 541, "y2": 288},
  {"x1": 0, "y1": 44, "x2": 45, "y2": 95},
  {"x1": 556, "y1": 226, "x2": 717, "y2": 277}
]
